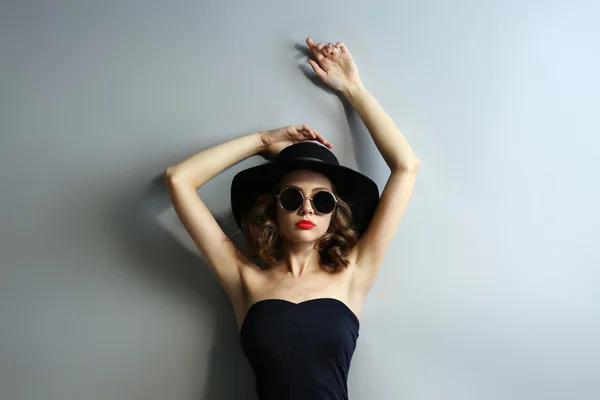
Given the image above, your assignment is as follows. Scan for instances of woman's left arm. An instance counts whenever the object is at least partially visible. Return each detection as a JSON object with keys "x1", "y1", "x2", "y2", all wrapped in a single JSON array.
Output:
[
  {"x1": 342, "y1": 81, "x2": 421, "y2": 295},
  {"x1": 342, "y1": 82, "x2": 420, "y2": 171},
  {"x1": 306, "y1": 37, "x2": 421, "y2": 295}
]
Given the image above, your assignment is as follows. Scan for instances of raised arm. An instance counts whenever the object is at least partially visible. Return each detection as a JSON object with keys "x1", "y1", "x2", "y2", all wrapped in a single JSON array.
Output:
[{"x1": 164, "y1": 132, "x2": 265, "y2": 300}]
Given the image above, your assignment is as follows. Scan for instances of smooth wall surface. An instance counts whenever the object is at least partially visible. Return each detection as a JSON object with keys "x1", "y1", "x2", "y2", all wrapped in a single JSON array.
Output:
[{"x1": 1, "y1": 1, "x2": 598, "y2": 399}]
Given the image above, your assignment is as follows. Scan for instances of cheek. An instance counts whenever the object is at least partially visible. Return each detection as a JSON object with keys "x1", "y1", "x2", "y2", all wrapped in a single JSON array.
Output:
[{"x1": 316, "y1": 215, "x2": 332, "y2": 232}]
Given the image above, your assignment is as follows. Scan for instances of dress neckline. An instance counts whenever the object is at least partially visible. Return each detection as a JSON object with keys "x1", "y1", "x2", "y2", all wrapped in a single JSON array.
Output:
[{"x1": 239, "y1": 297, "x2": 360, "y2": 334}]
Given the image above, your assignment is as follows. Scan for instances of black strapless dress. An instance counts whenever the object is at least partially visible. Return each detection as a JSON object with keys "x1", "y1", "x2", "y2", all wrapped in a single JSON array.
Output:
[{"x1": 239, "y1": 297, "x2": 360, "y2": 400}]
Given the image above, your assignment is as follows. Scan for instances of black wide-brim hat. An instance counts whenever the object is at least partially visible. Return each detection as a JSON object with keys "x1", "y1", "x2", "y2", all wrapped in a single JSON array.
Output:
[{"x1": 231, "y1": 141, "x2": 380, "y2": 238}]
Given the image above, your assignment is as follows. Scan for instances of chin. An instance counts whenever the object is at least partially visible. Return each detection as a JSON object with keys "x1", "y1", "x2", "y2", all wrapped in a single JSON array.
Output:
[{"x1": 285, "y1": 227, "x2": 323, "y2": 238}]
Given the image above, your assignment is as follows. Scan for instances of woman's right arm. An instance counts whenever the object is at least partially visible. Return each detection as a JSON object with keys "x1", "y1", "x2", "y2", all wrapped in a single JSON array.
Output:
[
  {"x1": 164, "y1": 131, "x2": 266, "y2": 299},
  {"x1": 165, "y1": 131, "x2": 265, "y2": 188}
]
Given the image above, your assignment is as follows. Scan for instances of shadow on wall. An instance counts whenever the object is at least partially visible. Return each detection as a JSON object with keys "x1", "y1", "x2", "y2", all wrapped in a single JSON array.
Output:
[{"x1": 111, "y1": 174, "x2": 257, "y2": 399}]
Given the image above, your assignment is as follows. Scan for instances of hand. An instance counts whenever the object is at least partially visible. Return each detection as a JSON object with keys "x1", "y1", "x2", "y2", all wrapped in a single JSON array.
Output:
[
  {"x1": 260, "y1": 124, "x2": 333, "y2": 158},
  {"x1": 306, "y1": 37, "x2": 362, "y2": 92}
]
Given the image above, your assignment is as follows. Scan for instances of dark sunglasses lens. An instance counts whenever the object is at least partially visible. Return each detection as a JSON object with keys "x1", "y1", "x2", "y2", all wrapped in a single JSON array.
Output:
[
  {"x1": 279, "y1": 187, "x2": 303, "y2": 211},
  {"x1": 313, "y1": 191, "x2": 336, "y2": 213}
]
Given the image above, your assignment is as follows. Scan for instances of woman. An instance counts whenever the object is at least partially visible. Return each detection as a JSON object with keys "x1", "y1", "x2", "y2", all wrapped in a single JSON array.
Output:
[{"x1": 165, "y1": 37, "x2": 420, "y2": 400}]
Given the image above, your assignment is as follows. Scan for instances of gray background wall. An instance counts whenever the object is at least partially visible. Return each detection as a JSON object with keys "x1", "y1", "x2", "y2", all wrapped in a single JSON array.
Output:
[{"x1": 1, "y1": 1, "x2": 598, "y2": 399}]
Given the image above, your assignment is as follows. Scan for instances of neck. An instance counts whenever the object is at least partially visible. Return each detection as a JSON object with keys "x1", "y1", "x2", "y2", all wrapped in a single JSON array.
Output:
[{"x1": 278, "y1": 238, "x2": 323, "y2": 277}]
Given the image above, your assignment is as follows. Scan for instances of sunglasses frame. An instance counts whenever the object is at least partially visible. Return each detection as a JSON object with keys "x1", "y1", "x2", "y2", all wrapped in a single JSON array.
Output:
[{"x1": 274, "y1": 186, "x2": 338, "y2": 215}]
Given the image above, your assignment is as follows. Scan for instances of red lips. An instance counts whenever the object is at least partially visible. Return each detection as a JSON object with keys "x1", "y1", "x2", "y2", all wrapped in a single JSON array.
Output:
[{"x1": 296, "y1": 220, "x2": 315, "y2": 228}]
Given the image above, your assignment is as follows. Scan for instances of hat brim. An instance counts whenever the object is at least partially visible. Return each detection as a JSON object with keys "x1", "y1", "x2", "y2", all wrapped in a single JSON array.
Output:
[{"x1": 231, "y1": 159, "x2": 380, "y2": 237}]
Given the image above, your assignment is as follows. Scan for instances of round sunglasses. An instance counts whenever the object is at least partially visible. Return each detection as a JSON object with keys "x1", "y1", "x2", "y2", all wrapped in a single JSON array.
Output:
[{"x1": 274, "y1": 187, "x2": 338, "y2": 215}]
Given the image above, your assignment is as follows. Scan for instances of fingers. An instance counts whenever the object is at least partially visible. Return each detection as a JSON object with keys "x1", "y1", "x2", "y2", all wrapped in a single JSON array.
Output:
[
  {"x1": 318, "y1": 43, "x2": 329, "y2": 55},
  {"x1": 297, "y1": 125, "x2": 318, "y2": 142},
  {"x1": 327, "y1": 42, "x2": 346, "y2": 56},
  {"x1": 307, "y1": 37, "x2": 346, "y2": 49},
  {"x1": 297, "y1": 125, "x2": 333, "y2": 148},
  {"x1": 306, "y1": 37, "x2": 325, "y2": 61},
  {"x1": 323, "y1": 41, "x2": 344, "y2": 56},
  {"x1": 307, "y1": 37, "x2": 347, "y2": 59},
  {"x1": 312, "y1": 129, "x2": 333, "y2": 148},
  {"x1": 300, "y1": 124, "x2": 315, "y2": 136},
  {"x1": 308, "y1": 59, "x2": 327, "y2": 80}
]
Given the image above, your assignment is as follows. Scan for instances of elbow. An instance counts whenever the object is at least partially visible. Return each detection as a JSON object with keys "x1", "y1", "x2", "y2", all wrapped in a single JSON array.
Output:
[
  {"x1": 392, "y1": 159, "x2": 421, "y2": 173},
  {"x1": 408, "y1": 159, "x2": 421, "y2": 171},
  {"x1": 404, "y1": 157, "x2": 421, "y2": 172},
  {"x1": 164, "y1": 167, "x2": 194, "y2": 187},
  {"x1": 164, "y1": 166, "x2": 181, "y2": 183},
  {"x1": 164, "y1": 166, "x2": 174, "y2": 180}
]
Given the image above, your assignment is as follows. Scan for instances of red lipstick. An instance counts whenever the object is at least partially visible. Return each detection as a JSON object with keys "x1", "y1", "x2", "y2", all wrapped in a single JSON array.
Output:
[{"x1": 296, "y1": 220, "x2": 315, "y2": 229}]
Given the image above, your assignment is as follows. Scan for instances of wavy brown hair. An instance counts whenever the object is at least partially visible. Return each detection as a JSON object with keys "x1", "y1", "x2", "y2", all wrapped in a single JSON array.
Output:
[{"x1": 240, "y1": 178, "x2": 360, "y2": 271}]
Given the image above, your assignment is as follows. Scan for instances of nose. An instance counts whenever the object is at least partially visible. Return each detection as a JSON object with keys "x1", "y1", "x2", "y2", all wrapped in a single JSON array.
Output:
[{"x1": 299, "y1": 197, "x2": 314, "y2": 215}]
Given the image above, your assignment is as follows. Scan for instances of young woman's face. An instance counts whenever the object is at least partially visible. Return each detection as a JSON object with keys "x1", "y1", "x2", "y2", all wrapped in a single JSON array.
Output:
[{"x1": 275, "y1": 169, "x2": 335, "y2": 243}]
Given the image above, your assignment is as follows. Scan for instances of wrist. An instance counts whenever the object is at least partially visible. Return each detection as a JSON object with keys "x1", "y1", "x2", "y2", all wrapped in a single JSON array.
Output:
[
  {"x1": 342, "y1": 81, "x2": 367, "y2": 100},
  {"x1": 255, "y1": 131, "x2": 268, "y2": 154}
]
